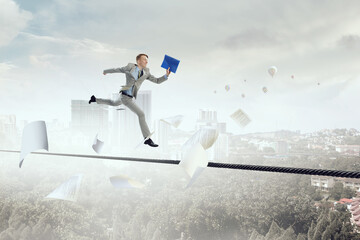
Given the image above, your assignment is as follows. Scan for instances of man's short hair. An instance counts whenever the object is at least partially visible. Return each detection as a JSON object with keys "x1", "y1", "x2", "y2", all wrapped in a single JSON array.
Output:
[{"x1": 136, "y1": 54, "x2": 148, "y2": 62}]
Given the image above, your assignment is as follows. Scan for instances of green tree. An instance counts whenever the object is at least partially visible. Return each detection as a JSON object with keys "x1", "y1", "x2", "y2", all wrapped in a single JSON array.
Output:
[
  {"x1": 307, "y1": 221, "x2": 316, "y2": 240},
  {"x1": 329, "y1": 182, "x2": 344, "y2": 200}
]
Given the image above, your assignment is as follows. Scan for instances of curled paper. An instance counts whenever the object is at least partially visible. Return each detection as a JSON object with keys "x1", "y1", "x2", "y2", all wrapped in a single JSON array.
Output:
[
  {"x1": 160, "y1": 115, "x2": 184, "y2": 128},
  {"x1": 180, "y1": 143, "x2": 208, "y2": 178},
  {"x1": 110, "y1": 175, "x2": 145, "y2": 189},
  {"x1": 19, "y1": 121, "x2": 49, "y2": 168},
  {"x1": 92, "y1": 134, "x2": 104, "y2": 154},
  {"x1": 182, "y1": 127, "x2": 219, "y2": 153},
  {"x1": 185, "y1": 167, "x2": 206, "y2": 189},
  {"x1": 45, "y1": 174, "x2": 83, "y2": 202}
]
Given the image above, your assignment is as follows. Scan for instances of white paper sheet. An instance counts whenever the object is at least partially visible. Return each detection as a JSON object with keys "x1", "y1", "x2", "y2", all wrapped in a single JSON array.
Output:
[
  {"x1": 230, "y1": 108, "x2": 251, "y2": 128},
  {"x1": 92, "y1": 134, "x2": 104, "y2": 154},
  {"x1": 160, "y1": 115, "x2": 184, "y2": 128},
  {"x1": 110, "y1": 175, "x2": 145, "y2": 189},
  {"x1": 19, "y1": 121, "x2": 49, "y2": 168},
  {"x1": 179, "y1": 143, "x2": 208, "y2": 178},
  {"x1": 45, "y1": 174, "x2": 83, "y2": 202},
  {"x1": 185, "y1": 167, "x2": 206, "y2": 188},
  {"x1": 182, "y1": 127, "x2": 219, "y2": 154}
]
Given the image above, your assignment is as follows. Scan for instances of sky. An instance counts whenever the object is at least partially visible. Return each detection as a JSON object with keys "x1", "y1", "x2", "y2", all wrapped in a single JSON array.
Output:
[{"x1": 1, "y1": 0, "x2": 360, "y2": 134}]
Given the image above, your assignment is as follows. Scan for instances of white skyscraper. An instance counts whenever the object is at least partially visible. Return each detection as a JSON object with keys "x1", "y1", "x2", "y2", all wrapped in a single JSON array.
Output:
[
  {"x1": 155, "y1": 119, "x2": 170, "y2": 154},
  {"x1": 0, "y1": 114, "x2": 18, "y2": 148},
  {"x1": 196, "y1": 109, "x2": 218, "y2": 130},
  {"x1": 195, "y1": 109, "x2": 229, "y2": 161},
  {"x1": 71, "y1": 100, "x2": 109, "y2": 145},
  {"x1": 115, "y1": 91, "x2": 152, "y2": 151}
]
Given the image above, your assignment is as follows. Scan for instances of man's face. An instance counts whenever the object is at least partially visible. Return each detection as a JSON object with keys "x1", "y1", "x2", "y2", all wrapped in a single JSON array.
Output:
[{"x1": 137, "y1": 55, "x2": 148, "y2": 68}]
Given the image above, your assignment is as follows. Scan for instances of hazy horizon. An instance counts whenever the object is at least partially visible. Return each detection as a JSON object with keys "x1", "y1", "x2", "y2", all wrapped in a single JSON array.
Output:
[{"x1": 1, "y1": 0, "x2": 360, "y2": 135}]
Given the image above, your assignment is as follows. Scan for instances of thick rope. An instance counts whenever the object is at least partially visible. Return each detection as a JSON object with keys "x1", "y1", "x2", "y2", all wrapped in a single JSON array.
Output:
[{"x1": 1, "y1": 150, "x2": 359, "y2": 178}]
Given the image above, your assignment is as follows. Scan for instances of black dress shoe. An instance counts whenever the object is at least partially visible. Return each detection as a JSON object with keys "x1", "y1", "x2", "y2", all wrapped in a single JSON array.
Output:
[
  {"x1": 144, "y1": 138, "x2": 158, "y2": 147},
  {"x1": 88, "y1": 95, "x2": 96, "y2": 104}
]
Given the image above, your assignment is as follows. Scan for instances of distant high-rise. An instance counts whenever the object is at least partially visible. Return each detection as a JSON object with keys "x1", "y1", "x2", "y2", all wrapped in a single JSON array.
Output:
[
  {"x1": 115, "y1": 91, "x2": 152, "y2": 150},
  {"x1": 195, "y1": 109, "x2": 229, "y2": 161},
  {"x1": 0, "y1": 115, "x2": 18, "y2": 148},
  {"x1": 196, "y1": 109, "x2": 218, "y2": 130},
  {"x1": 155, "y1": 119, "x2": 170, "y2": 153},
  {"x1": 214, "y1": 133, "x2": 229, "y2": 161},
  {"x1": 111, "y1": 93, "x2": 122, "y2": 147},
  {"x1": 71, "y1": 100, "x2": 109, "y2": 142}
]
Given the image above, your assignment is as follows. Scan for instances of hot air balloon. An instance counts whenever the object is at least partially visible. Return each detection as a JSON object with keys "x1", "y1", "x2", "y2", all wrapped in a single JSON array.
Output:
[
  {"x1": 291, "y1": 75, "x2": 294, "y2": 79},
  {"x1": 268, "y1": 66, "x2": 277, "y2": 77},
  {"x1": 262, "y1": 87, "x2": 268, "y2": 93},
  {"x1": 241, "y1": 93, "x2": 245, "y2": 98},
  {"x1": 225, "y1": 85, "x2": 230, "y2": 91}
]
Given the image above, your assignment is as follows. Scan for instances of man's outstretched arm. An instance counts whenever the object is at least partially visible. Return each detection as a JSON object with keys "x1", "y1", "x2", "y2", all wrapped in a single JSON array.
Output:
[
  {"x1": 147, "y1": 67, "x2": 171, "y2": 84},
  {"x1": 103, "y1": 63, "x2": 132, "y2": 75}
]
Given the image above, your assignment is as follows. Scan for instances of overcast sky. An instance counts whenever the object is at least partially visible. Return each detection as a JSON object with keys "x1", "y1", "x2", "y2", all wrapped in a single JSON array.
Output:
[{"x1": 1, "y1": 0, "x2": 360, "y2": 134}]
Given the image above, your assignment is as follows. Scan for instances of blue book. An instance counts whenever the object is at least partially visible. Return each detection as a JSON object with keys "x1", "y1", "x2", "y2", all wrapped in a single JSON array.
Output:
[{"x1": 161, "y1": 55, "x2": 180, "y2": 73}]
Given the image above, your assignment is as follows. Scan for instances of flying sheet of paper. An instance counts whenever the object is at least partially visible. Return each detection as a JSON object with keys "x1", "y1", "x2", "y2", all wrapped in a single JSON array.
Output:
[
  {"x1": 179, "y1": 143, "x2": 208, "y2": 178},
  {"x1": 19, "y1": 121, "x2": 49, "y2": 168},
  {"x1": 160, "y1": 115, "x2": 184, "y2": 128},
  {"x1": 135, "y1": 131, "x2": 155, "y2": 149},
  {"x1": 45, "y1": 174, "x2": 83, "y2": 202},
  {"x1": 161, "y1": 54, "x2": 180, "y2": 73},
  {"x1": 230, "y1": 109, "x2": 251, "y2": 128},
  {"x1": 92, "y1": 134, "x2": 104, "y2": 154},
  {"x1": 110, "y1": 175, "x2": 145, "y2": 189},
  {"x1": 185, "y1": 167, "x2": 206, "y2": 189},
  {"x1": 182, "y1": 127, "x2": 219, "y2": 154}
]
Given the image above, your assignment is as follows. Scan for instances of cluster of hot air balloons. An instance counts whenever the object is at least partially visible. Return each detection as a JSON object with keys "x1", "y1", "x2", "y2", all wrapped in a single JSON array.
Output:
[
  {"x1": 214, "y1": 65, "x2": 320, "y2": 98},
  {"x1": 262, "y1": 66, "x2": 277, "y2": 94}
]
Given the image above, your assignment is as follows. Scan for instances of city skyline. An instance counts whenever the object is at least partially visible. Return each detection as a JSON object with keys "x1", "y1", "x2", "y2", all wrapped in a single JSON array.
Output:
[{"x1": 1, "y1": 0, "x2": 360, "y2": 134}]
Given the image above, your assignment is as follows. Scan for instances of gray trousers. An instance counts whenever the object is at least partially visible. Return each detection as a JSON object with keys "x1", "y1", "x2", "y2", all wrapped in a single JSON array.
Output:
[{"x1": 96, "y1": 94, "x2": 151, "y2": 138}]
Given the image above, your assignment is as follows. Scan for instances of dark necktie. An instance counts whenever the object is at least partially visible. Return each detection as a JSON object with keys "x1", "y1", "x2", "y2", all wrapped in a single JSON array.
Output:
[{"x1": 138, "y1": 70, "x2": 143, "y2": 79}]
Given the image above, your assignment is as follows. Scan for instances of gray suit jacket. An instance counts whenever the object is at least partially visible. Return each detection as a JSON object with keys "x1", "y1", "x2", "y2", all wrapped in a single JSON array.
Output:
[{"x1": 103, "y1": 63, "x2": 168, "y2": 99}]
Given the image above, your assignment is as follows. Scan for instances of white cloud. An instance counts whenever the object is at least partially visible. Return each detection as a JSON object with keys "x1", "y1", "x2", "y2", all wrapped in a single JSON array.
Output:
[
  {"x1": 0, "y1": 62, "x2": 16, "y2": 74},
  {"x1": 0, "y1": 0, "x2": 32, "y2": 46},
  {"x1": 29, "y1": 54, "x2": 59, "y2": 69},
  {"x1": 19, "y1": 32, "x2": 127, "y2": 56}
]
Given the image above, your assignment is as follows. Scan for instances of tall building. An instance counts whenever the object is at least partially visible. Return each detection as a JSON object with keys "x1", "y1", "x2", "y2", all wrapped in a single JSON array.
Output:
[
  {"x1": 114, "y1": 91, "x2": 152, "y2": 151},
  {"x1": 195, "y1": 109, "x2": 229, "y2": 161},
  {"x1": 155, "y1": 119, "x2": 170, "y2": 154},
  {"x1": 0, "y1": 114, "x2": 18, "y2": 148},
  {"x1": 196, "y1": 109, "x2": 218, "y2": 130},
  {"x1": 111, "y1": 93, "x2": 122, "y2": 147},
  {"x1": 71, "y1": 100, "x2": 109, "y2": 145},
  {"x1": 213, "y1": 133, "x2": 229, "y2": 161}
]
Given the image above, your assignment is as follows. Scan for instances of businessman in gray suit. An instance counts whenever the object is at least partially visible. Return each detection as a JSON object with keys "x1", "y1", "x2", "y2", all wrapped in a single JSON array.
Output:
[{"x1": 89, "y1": 53, "x2": 171, "y2": 147}]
